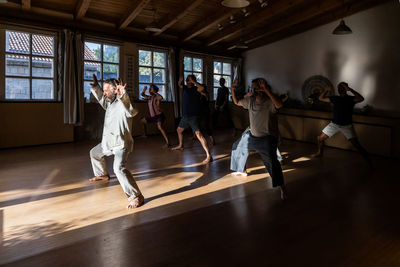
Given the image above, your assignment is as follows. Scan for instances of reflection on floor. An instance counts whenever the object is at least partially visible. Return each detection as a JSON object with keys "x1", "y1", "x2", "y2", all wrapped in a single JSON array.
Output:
[{"x1": 1, "y1": 132, "x2": 399, "y2": 266}]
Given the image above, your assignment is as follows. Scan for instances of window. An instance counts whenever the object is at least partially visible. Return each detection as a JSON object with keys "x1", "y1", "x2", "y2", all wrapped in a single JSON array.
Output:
[
  {"x1": 183, "y1": 56, "x2": 203, "y2": 84},
  {"x1": 83, "y1": 41, "x2": 119, "y2": 102},
  {"x1": 213, "y1": 61, "x2": 232, "y2": 101},
  {"x1": 2, "y1": 30, "x2": 56, "y2": 100},
  {"x1": 138, "y1": 49, "x2": 167, "y2": 100}
]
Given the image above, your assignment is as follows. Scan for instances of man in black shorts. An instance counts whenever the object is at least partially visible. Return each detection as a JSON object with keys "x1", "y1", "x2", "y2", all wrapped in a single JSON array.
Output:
[
  {"x1": 172, "y1": 75, "x2": 212, "y2": 163},
  {"x1": 312, "y1": 82, "x2": 370, "y2": 164}
]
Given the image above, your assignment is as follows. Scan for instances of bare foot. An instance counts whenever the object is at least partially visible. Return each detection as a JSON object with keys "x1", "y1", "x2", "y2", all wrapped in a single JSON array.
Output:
[
  {"x1": 231, "y1": 171, "x2": 248, "y2": 177},
  {"x1": 171, "y1": 146, "x2": 184, "y2": 151},
  {"x1": 202, "y1": 156, "x2": 213, "y2": 164},
  {"x1": 89, "y1": 175, "x2": 110, "y2": 182},
  {"x1": 311, "y1": 152, "x2": 323, "y2": 158},
  {"x1": 127, "y1": 195, "x2": 144, "y2": 209}
]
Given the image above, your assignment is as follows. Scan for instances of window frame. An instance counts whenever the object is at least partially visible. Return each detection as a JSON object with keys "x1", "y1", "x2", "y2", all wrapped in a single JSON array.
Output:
[
  {"x1": 183, "y1": 55, "x2": 204, "y2": 85},
  {"x1": 212, "y1": 59, "x2": 233, "y2": 101},
  {"x1": 83, "y1": 38, "x2": 121, "y2": 103},
  {"x1": 138, "y1": 46, "x2": 169, "y2": 101},
  {"x1": 0, "y1": 26, "x2": 58, "y2": 102}
]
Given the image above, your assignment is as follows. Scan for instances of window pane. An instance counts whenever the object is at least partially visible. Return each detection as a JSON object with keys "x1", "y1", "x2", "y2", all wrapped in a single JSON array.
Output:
[
  {"x1": 32, "y1": 57, "x2": 53, "y2": 78},
  {"x1": 84, "y1": 81, "x2": 93, "y2": 103},
  {"x1": 6, "y1": 31, "x2": 30, "y2": 54},
  {"x1": 5, "y1": 78, "x2": 30, "y2": 99},
  {"x1": 184, "y1": 71, "x2": 192, "y2": 81},
  {"x1": 32, "y1": 34, "x2": 54, "y2": 56},
  {"x1": 193, "y1": 72, "x2": 202, "y2": 83},
  {"x1": 153, "y1": 52, "x2": 166, "y2": 67},
  {"x1": 32, "y1": 79, "x2": 53, "y2": 99},
  {"x1": 103, "y1": 64, "x2": 118, "y2": 80},
  {"x1": 213, "y1": 75, "x2": 221, "y2": 87},
  {"x1": 6, "y1": 54, "x2": 30, "y2": 76},
  {"x1": 213, "y1": 62, "x2": 221, "y2": 74},
  {"x1": 153, "y1": 68, "x2": 165, "y2": 84},
  {"x1": 139, "y1": 50, "x2": 151, "y2": 66},
  {"x1": 213, "y1": 87, "x2": 218, "y2": 101},
  {"x1": 223, "y1": 75, "x2": 231, "y2": 87},
  {"x1": 84, "y1": 61, "x2": 101, "y2": 80},
  {"x1": 223, "y1": 63, "x2": 231, "y2": 75},
  {"x1": 193, "y1": 58, "x2": 202, "y2": 72},
  {"x1": 84, "y1": 42, "x2": 101, "y2": 61},
  {"x1": 139, "y1": 84, "x2": 151, "y2": 100},
  {"x1": 139, "y1": 67, "x2": 152, "y2": 83},
  {"x1": 103, "y1": 45, "x2": 119, "y2": 63},
  {"x1": 184, "y1": 57, "x2": 192, "y2": 71}
]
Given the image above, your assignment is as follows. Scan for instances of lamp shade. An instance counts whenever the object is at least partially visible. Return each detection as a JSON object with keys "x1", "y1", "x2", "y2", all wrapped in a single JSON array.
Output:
[
  {"x1": 332, "y1": 19, "x2": 352, "y2": 35},
  {"x1": 221, "y1": 0, "x2": 249, "y2": 8}
]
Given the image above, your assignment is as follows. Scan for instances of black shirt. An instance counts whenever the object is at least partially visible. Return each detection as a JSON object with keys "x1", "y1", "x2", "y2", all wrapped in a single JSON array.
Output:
[
  {"x1": 216, "y1": 86, "x2": 229, "y2": 107},
  {"x1": 182, "y1": 85, "x2": 200, "y2": 117},
  {"x1": 329, "y1": 95, "x2": 355, "y2": 125}
]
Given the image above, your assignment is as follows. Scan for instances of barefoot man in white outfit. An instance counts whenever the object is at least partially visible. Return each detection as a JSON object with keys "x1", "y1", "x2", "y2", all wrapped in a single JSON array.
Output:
[{"x1": 89, "y1": 74, "x2": 144, "y2": 209}]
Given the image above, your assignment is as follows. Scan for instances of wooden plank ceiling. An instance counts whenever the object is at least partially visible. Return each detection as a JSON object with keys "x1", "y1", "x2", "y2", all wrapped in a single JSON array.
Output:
[{"x1": 0, "y1": 0, "x2": 389, "y2": 56}]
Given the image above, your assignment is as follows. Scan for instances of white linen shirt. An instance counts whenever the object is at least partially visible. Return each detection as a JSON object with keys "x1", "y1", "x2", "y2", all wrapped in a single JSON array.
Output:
[{"x1": 91, "y1": 85, "x2": 138, "y2": 155}]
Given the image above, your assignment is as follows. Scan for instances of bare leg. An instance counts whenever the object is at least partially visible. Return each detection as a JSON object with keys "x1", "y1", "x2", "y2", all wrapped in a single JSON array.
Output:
[
  {"x1": 140, "y1": 118, "x2": 148, "y2": 138},
  {"x1": 157, "y1": 122, "x2": 169, "y2": 146},
  {"x1": 172, "y1": 127, "x2": 185, "y2": 150},
  {"x1": 349, "y1": 138, "x2": 372, "y2": 165},
  {"x1": 195, "y1": 131, "x2": 212, "y2": 163},
  {"x1": 280, "y1": 185, "x2": 287, "y2": 200},
  {"x1": 209, "y1": 135, "x2": 215, "y2": 147},
  {"x1": 312, "y1": 133, "x2": 329, "y2": 157}
]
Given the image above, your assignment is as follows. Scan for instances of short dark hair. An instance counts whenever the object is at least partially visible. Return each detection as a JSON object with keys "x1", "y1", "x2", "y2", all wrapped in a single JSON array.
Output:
[
  {"x1": 187, "y1": 74, "x2": 197, "y2": 82},
  {"x1": 151, "y1": 84, "x2": 159, "y2": 92},
  {"x1": 220, "y1": 78, "x2": 226, "y2": 84},
  {"x1": 104, "y1": 78, "x2": 118, "y2": 89}
]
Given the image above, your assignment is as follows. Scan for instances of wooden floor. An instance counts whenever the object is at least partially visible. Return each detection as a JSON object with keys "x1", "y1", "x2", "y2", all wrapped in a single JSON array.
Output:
[{"x1": 1, "y1": 131, "x2": 400, "y2": 266}]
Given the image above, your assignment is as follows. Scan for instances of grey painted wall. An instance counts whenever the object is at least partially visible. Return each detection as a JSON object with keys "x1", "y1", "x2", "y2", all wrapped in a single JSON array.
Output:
[{"x1": 242, "y1": 1, "x2": 400, "y2": 114}]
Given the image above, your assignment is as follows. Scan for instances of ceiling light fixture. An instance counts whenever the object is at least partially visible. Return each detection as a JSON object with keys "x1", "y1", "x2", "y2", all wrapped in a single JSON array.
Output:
[
  {"x1": 221, "y1": 0, "x2": 249, "y2": 8},
  {"x1": 145, "y1": 8, "x2": 162, "y2": 32},
  {"x1": 332, "y1": 19, "x2": 352, "y2": 34},
  {"x1": 242, "y1": 8, "x2": 250, "y2": 17},
  {"x1": 229, "y1": 15, "x2": 236, "y2": 24},
  {"x1": 258, "y1": 0, "x2": 268, "y2": 8},
  {"x1": 218, "y1": 24, "x2": 224, "y2": 31}
]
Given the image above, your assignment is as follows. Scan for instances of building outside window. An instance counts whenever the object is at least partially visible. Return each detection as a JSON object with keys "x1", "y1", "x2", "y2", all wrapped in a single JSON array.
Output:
[
  {"x1": 83, "y1": 41, "x2": 119, "y2": 102},
  {"x1": 2, "y1": 30, "x2": 56, "y2": 100},
  {"x1": 138, "y1": 49, "x2": 167, "y2": 100}
]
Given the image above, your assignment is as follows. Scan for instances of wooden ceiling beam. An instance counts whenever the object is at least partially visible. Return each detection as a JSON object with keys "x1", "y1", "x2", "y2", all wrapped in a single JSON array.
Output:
[
  {"x1": 182, "y1": 10, "x2": 235, "y2": 42},
  {"x1": 21, "y1": 0, "x2": 31, "y2": 11},
  {"x1": 154, "y1": 0, "x2": 205, "y2": 36},
  {"x1": 206, "y1": 0, "x2": 310, "y2": 47},
  {"x1": 75, "y1": 0, "x2": 91, "y2": 20},
  {"x1": 118, "y1": 0, "x2": 151, "y2": 30},
  {"x1": 246, "y1": 0, "x2": 390, "y2": 50}
]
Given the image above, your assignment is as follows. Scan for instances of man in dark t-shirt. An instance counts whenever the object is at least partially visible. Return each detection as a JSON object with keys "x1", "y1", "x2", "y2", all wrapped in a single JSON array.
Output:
[
  {"x1": 213, "y1": 78, "x2": 234, "y2": 129},
  {"x1": 172, "y1": 75, "x2": 212, "y2": 163},
  {"x1": 312, "y1": 82, "x2": 370, "y2": 163}
]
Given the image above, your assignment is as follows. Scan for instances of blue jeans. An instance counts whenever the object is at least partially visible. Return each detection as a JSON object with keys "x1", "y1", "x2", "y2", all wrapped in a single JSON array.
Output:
[{"x1": 230, "y1": 131, "x2": 284, "y2": 187}]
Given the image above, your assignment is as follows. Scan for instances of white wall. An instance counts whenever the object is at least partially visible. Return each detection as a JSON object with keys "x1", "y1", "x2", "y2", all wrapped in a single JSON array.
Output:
[{"x1": 243, "y1": 1, "x2": 400, "y2": 113}]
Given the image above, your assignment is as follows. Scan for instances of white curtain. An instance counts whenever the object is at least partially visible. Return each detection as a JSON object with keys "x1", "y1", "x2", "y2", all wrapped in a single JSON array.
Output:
[
  {"x1": 167, "y1": 47, "x2": 179, "y2": 117},
  {"x1": 63, "y1": 29, "x2": 84, "y2": 125}
]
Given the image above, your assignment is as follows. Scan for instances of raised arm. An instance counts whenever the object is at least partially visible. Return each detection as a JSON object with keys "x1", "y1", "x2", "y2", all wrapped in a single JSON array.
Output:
[
  {"x1": 114, "y1": 78, "x2": 138, "y2": 118},
  {"x1": 90, "y1": 74, "x2": 108, "y2": 110},
  {"x1": 140, "y1": 86, "x2": 150, "y2": 100},
  {"x1": 187, "y1": 76, "x2": 204, "y2": 93},
  {"x1": 344, "y1": 83, "x2": 364, "y2": 103},
  {"x1": 178, "y1": 75, "x2": 184, "y2": 90},
  {"x1": 281, "y1": 90, "x2": 290, "y2": 103},
  {"x1": 231, "y1": 78, "x2": 243, "y2": 107},
  {"x1": 259, "y1": 79, "x2": 283, "y2": 109},
  {"x1": 319, "y1": 86, "x2": 332, "y2": 103}
]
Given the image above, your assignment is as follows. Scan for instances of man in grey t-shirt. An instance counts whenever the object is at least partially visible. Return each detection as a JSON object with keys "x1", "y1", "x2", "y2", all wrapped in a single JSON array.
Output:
[{"x1": 230, "y1": 78, "x2": 287, "y2": 200}]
